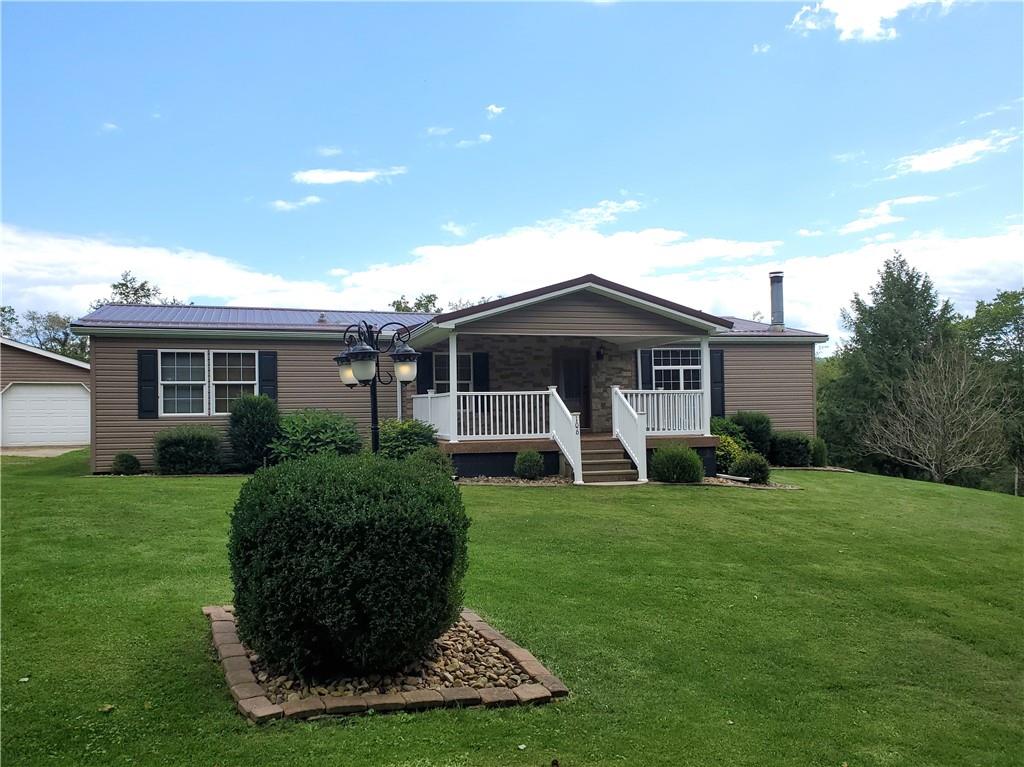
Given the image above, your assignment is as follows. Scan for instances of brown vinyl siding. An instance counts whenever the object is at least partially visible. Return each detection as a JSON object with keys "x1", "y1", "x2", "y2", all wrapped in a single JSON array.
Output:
[
  {"x1": 90, "y1": 336, "x2": 400, "y2": 472},
  {"x1": 461, "y1": 291, "x2": 708, "y2": 336},
  {"x1": 712, "y1": 343, "x2": 817, "y2": 435},
  {"x1": 0, "y1": 344, "x2": 90, "y2": 389}
]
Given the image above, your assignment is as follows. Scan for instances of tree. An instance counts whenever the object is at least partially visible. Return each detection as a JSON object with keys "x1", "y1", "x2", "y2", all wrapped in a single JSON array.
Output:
[
  {"x1": 1, "y1": 305, "x2": 20, "y2": 337},
  {"x1": 90, "y1": 270, "x2": 184, "y2": 310},
  {"x1": 446, "y1": 295, "x2": 497, "y2": 311},
  {"x1": 863, "y1": 344, "x2": 1006, "y2": 484},
  {"x1": 19, "y1": 311, "x2": 88, "y2": 361},
  {"x1": 389, "y1": 293, "x2": 441, "y2": 313}
]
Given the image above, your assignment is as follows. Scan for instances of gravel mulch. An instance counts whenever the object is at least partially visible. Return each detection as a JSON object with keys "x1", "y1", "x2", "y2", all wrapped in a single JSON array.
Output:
[{"x1": 457, "y1": 476, "x2": 572, "y2": 486}]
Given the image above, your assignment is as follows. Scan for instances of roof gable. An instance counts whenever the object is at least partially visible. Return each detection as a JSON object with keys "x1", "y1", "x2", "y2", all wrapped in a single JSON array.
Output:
[{"x1": 0, "y1": 337, "x2": 90, "y2": 369}]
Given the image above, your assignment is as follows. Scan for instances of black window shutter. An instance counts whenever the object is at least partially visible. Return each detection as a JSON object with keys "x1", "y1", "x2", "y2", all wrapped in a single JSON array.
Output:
[
  {"x1": 258, "y1": 351, "x2": 278, "y2": 401},
  {"x1": 711, "y1": 349, "x2": 725, "y2": 417},
  {"x1": 472, "y1": 352, "x2": 489, "y2": 392},
  {"x1": 137, "y1": 350, "x2": 158, "y2": 419},
  {"x1": 639, "y1": 349, "x2": 653, "y2": 390},
  {"x1": 417, "y1": 351, "x2": 434, "y2": 394}
]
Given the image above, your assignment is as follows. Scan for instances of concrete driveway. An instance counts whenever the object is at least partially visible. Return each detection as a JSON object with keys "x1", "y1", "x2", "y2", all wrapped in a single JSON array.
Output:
[{"x1": 0, "y1": 445, "x2": 87, "y2": 457}]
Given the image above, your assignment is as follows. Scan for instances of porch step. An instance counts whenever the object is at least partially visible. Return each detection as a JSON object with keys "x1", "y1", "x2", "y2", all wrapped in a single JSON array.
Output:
[
  {"x1": 580, "y1": 437, "x2": 622, "y2": 451},
  {"x1": 584, "y1": 469, "x2": 640, "y2": 483},
  {"x1": 582, "y1": 458, "x2": 634, "y2": 472}
]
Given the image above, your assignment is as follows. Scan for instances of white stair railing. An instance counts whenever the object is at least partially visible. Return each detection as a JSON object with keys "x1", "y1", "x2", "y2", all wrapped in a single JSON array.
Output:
[
  {"x1": 611, "y1": 386, "x2": 648, "y2": 482},
  {"x1": 547, "y1": 386, "x2": 583, "y2": 485},
  {"x1": 621, "y1": 390, "x2": 704, "y2": 435},
  {"x1": 455, "y1": 391, "x2": 550, "y2": 440}
]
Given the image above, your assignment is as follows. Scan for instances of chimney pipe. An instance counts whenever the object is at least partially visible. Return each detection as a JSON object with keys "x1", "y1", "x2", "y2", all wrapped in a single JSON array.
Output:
[{"x1": 769, "y1": 271, "x2": 784, "y2": 331}]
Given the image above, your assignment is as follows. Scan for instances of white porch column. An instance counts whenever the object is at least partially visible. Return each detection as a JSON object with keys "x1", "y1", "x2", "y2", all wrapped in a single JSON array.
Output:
[
  {"x1": 448, "y1": 331, "x2": 459, "y2": 442},
  {"x1": 700, "y1": 337, "x2": 712, "y2": 435}
]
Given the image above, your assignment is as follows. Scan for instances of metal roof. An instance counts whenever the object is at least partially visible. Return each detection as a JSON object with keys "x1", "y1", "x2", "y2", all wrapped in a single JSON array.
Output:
[{"x1": 719, "y1": 316, "x2": 827, "y2": 339}]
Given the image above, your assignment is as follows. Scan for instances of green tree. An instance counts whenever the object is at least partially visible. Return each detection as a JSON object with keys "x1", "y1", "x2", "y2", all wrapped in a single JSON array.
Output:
[
  {"x1": 90, "y1": 270, "x2": 184, "y2": 310},
  {"x1": 19, "y1": 311, "x2": 89, "y2": 361},
  {"x1": 389, "y1": 293, "x2": 441, "y2": 313},
  {"x1": 0, "y1": 305, "x2": 20, "y2": 337}
]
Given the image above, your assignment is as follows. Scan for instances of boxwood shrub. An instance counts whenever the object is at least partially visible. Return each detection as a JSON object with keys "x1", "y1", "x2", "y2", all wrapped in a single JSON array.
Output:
[
  {"x1": 650, "y1": 443, "x2": 705, "y2": 483},
  {"x1": 270, "y1": 409, "x2": 362, "y2": 462},
  {"x1": 228, "y1": 452, "x2": 469, "y2": 677},
  {"x1": 228, "y1": 395, "x2": 280, "y2": 471},
  {"x1": 711, "y1": 416, "x2": 751, "y2": 452},
  {"x1": 732, "y1": 451, "x2": 771, "y2": 484},
  {"x1": 406, "y1": 445, "x2": 454, "y2": 477},
  {"x1": 378, "y1": 418, "x2": 438, "y2": 459},
  {"x1": 730, "y1": 411, "x2": 773, "y2": 457},
  {"x1": 153, "y1": 425, "x2": 222, "y2": 475},
  {"x1": 111, "y1": 452, "x2": 141, "y2": 475},
  {"x1": 715, "y1": 434, "x2": 745, "y2": 475},
  {"x1": 769, "y1": 431, "x2": 812, "y2": 467},
  {"x1": 513, "y1": 450, "x2": 545, "y2": 480},
  {"x1": 810, "y1": 437, "x2": 829, "y2": 467}
]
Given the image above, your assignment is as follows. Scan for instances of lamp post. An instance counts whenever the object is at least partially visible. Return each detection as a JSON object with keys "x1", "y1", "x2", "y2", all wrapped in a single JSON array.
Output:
[{"x1": 333, "y1": 321, "x2": 420, "y2": 453}]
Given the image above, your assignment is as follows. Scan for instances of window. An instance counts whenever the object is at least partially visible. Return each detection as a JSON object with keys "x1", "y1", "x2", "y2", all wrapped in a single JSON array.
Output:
[
  {"x1": 212, "y1": 352, "x2": 258, "y2": 414},
  {"x1": 433, "y1": 353, "x2": 472, "y2": 393},
  {"x1": 159, "y1": 351, "x2": 208, "y2": 415},
  {"x1": 158, "y1": 350, "x2": 259, "y2": 416},
  {"x1": 651, "y1": 347, "x2": 701, "y2": 391}
]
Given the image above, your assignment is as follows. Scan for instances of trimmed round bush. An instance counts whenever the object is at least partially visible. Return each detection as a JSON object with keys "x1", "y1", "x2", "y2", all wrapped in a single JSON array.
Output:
[
  {"x1": 229, "y1": 452, "x2": 469, "y2": 677},
  {"x1": 730, "y1": 411, "x2": 773, "y2": 456},
  {"x1": 650, "y1": 443, "x2": 705, "y2": 483},
  {"x1": 769, "y1": 431, "x2": 812, "y2": 467},
  {"x1": 111, "y1": 452, "x2": 141, "y2": 475},
  {"x1": 228, "y1": 395, "x2": 280, "y2": 471},
  {"x1": 513, "y1": 450, "x2": 545, "y2": 480},
  {"x1": 270, "y1": 409, "x2": 362, "y2": 462},
  {"x1": 406, "y1": 445, "x2": 454, "y2": 477},
  {"x1": 378, "y1": 418, "x2": 438, "y2": 459},
  {"x1": 715, "y1": 434, "x2": 745, "y2": 475},
  {"x1": 732, "y1": 451, "x2": 771, "y2": 484},
  {"x1": 810, "y1": 437, "x2": 829, "y2": 467},
  {"x1": 711, "y1": 416, "x2": 752, "y2": 452},
  {"x1": 153, "y1": 425, "x2": 222, "y2": 475}
]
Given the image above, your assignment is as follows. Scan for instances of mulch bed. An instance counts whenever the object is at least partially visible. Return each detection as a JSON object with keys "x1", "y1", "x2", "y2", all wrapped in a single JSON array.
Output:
[
  {"x1": 203, "y1": 606, "x2": 569, "y2": 723},
  {"x1": 457, "y1": 476, "x2": 573, "y2": 486}
]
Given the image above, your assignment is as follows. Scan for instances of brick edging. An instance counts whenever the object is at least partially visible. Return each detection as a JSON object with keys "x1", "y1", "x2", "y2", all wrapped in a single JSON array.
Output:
[{"x1": 203, "y1": 605, "x2": 569, "y2": 723}]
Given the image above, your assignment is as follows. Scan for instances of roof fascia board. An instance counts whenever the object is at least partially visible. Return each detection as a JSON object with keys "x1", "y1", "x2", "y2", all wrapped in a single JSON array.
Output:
[
  {"x1": 71, "y1": 326, "x2": 368, "y2": 342},
  {"x1": 711, "y1": 335, "x2": 829, "y2": 344},
  {"x1": 0, "y1": 337, "x2": 91, "y2": 369}
]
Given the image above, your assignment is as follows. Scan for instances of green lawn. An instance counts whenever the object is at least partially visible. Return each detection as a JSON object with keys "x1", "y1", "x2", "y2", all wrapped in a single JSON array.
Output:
[{"x1": 2, "y1": 451, "x2": 1022, "y2": 766}]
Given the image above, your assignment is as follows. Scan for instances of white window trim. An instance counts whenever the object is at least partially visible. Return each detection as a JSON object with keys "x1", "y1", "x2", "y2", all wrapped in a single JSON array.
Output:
[
  {"x1": 158, "y1": 349, "x2": 210, "y2": 417},
  {"x1": 434, "y1": 352, "x2": 473, "y2": 393},
  {"x1": 210, "y1": 350, "x2": 260, "y2": 415},
  {"x1": 651, "y1": 346, "x2": 702, "y2": 392}
]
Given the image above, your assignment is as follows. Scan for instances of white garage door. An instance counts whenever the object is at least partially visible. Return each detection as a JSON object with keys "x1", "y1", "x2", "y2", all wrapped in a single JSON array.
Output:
[{"x1": 1, "y1": 384, "x2": 90, "y2": 447}]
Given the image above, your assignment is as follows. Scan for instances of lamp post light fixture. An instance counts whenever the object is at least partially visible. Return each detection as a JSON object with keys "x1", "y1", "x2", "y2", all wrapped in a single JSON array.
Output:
[{"x1": 333, "y1": 320, "x2": 420, "y2": 452}]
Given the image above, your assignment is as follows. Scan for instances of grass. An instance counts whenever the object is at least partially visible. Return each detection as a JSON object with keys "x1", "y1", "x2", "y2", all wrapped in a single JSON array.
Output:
[{"x1": 1, "y1": 451, "x2": 1022, "y2": 766}]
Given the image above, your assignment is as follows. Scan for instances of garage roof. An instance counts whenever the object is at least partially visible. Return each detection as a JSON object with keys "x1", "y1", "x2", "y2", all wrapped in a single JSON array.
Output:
[{"x1": 0, "y1": 337, "x2": 90, "y2": 369}]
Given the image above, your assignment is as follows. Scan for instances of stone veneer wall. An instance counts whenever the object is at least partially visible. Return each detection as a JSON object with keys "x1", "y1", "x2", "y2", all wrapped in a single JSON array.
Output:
[{"x1": 403, "y1": 335, "x2": 637, "y2": 433}]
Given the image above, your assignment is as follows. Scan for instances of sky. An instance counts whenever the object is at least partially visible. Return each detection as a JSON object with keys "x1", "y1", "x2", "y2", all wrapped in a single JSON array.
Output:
[{"x1": 2, "y1": 0, "x2": 1022, "y2": 351}]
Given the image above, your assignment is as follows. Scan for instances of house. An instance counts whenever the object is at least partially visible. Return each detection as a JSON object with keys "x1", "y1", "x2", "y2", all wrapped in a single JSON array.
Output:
[
  {"x1": 0, "y1": 337, "x2": 91, "y2": 448},
  {"x1": 70, "y1": 273, "x2": 827, "y2": 480}
]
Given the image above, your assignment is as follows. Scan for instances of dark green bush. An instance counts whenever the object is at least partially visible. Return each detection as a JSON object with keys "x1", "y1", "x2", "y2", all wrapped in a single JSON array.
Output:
[
  {"x1": 810, "y1": 437, "x2": 829, "y2": 468},
  {"x1": 378, "y1": 418, "x2": 438, "y2": 459},
  {"x1": 111, "y1": 452, "x2": 141, "y2": 475},
  {"x1": 153, "y1": 425, "x2": 222, "y2": 475},
  {"x1": 650, "y1": 443, "x2": 705, "y2": 483},
  {"x1": 406, "y1": 445, "x2": 454, "y2": 477},
  {"x1": 715, "y1": 435, "x2": 744, "y2": 475},
  {"x1": 513, "y1": 450, "x2": 545, "y2": 480},
  {"x1": 770, "y1": 431, "x2": 812, "y2": 467},
  {"x1": 228, "y1": 395, "x2": 280, "y2": 471},
  {"x1": 270, "y1": 409, "x2": 362, "y2": 462},
  {"x1": 730, "y1": 411, "x2": 773, "y2": 456},
  {"x1": 711, "y1": 416, "x2": 752, "y2": 451},
  {"x1": 732, "y1": 451, "x2": 771, "y2": 484},
  {"x1": 229, "y1": 452, "x2": 469, "y2": 677}
]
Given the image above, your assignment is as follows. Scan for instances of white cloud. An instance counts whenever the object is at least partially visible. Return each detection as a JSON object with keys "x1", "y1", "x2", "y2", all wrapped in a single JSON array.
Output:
[
  {"x1": 426, "y1": 126, "x2": 453, "y2": 136},
  {"x1": 832, "y1": 150, "x2": 865, "y2": 163},
  {"x1": 328, "y1": 267, "x2": 350, "y2": 277},
  {"x1": 798, "y1": 228, "x2": 824, "y2": 237},
  {"x1": 862, "y1": 231, "x2": 896, "y2": 243},
  {"x1": 455, "y1": 134, "x2": 493, "y2": 149},
  {"x1": 292, "y1": 166, "x2": 407, "y2": 184},
  {"x1": 839, "y1": 195, "x2": 937, "y2": 234},
  {"x1": 316, "y1": 146, "x2": 343, "y2": 157},
  {"x1": 485, "y1": 104, "x2": 505, "y2": 119},
  {"x1": 270, "y1": 195, "x2": 322, "y2": 212},
  {"x1": 890, "y1": 131, "x2": 1020, "y2": 175},
  {"x1": 441, "y1": 221, "x2": 468, "y2": 237},
  {"x1": 788, "y1": 0, "x2": 955, "y2": 42},
  {"x1": 752, "y1": 43, "x2": 771, "y2": 54},
  {"x1": 151, "y1": 112, "x2": 162, "y2": 120},
  {"x1": 100, "y1": 122, "x2": 120, "y2": 133}
]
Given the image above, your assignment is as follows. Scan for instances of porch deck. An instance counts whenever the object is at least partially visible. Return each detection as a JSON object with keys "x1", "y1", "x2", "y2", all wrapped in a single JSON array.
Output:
[{"x1": 435, "y1": 433, "x2": 719, "y2": 454}]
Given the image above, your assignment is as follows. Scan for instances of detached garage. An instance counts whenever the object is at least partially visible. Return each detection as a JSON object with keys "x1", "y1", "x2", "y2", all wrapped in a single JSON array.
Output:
[{"x1": 1, "y1": 337, "x2": 91, "y2": 447}]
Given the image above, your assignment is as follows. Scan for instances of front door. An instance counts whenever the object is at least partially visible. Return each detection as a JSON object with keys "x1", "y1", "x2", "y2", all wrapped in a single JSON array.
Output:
[{"x1": 552, "y1": 348, "x2": 591, "y2": 429}]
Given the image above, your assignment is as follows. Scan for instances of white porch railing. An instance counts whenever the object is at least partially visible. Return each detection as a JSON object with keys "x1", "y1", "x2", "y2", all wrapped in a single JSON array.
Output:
[
  {"x1": 547, "y1": 386, "x2": 583, "y2": 485},
  {"x1": 621, "y1": 390, "x2": 705, "y2": 435},
  {"x1": 611, "y1": 386, "x2": 647, "y2": 482},
  {"x1": 411, "y1": 392, "x2": 452, "y2": 439}
]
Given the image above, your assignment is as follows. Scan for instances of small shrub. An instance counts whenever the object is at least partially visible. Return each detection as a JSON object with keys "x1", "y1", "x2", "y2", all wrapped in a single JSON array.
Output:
[
  {"x1": 770, "y1": 431, "x2": 812, "y2": 467},
  {"x1": 711, "y1": 416, "x2": 751, "y2": 451},
  {"x1": 111, "y1": 452, "x2": 141, "y2": 475},
  {"x1": 228, "y1": 395, "x2": 280, "y2": 471},
  {"x1": 228, "y1": 452, "x2": 469, "y2": 677},
  {"x1": 649, "y1": 443, "x2": 705, "y2": 483},
  {"x1": 270, "y1": 409, "x2": 362, "y2": 462},
  {"x1": 732, "y1": 451, "x2": 771, "y2": 484},
  {"x1": 715, "y1": 434, "x2": 745, "y2": 475},
  {"x1": 153, "y1": 425, "x2": 222, "y2": 475},
  {"x1": 378, "y1": 418, "x2": 438, "y2": 460},
  {"x1": 810, "y1": 436, "x2": 829, "y2": 467},
  {"x1": 730, "y1": 411, "x2": 773, "y2": 456},
  {"x1": 514, "y1": 450, "x2": 545, "y2": 480},
  {"x1": 406, "y1": 445, "x2": 454, "y2": 477}
]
